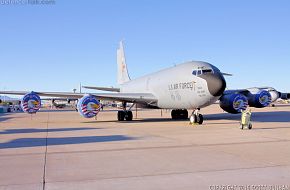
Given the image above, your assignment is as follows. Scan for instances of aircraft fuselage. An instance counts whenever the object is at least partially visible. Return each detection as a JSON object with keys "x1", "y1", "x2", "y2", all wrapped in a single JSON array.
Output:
[{"x1": 120, "y1": 61, "x2": 226, "y2": 109}]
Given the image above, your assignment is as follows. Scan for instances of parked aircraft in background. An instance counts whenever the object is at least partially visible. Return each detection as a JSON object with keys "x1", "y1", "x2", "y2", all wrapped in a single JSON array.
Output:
[
  {"x1": 51, "y1": 99, "x2": 68, "y2": 109},
  {"x1": 0, "y1": 42, "x2": 289, "y2": 124}
]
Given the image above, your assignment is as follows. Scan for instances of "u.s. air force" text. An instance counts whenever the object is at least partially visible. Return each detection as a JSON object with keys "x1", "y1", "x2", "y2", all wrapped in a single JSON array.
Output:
[{"x1": 168, "y1": 81, "x2": 195, "y2": 91}]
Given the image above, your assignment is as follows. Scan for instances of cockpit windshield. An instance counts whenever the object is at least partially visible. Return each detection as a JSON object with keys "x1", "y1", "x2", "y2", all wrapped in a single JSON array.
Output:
[
  {"x1": 202, "y1": 69, "x2": 213, "y2": 74},
  {"x1": 192, "y1": 68, "x2": 213, "y2": 76}
]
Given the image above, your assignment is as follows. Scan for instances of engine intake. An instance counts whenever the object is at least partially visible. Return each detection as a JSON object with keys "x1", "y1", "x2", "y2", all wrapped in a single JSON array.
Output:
[
  {"x1": 21, "y1": 92, "x2": 41, "y2": 114},
  {"x1": 220, "y1": 93, "x2": 248, "y2": 114},
  {"x1": 77, "y1": 95, "x2": 101, "y2": 118}
]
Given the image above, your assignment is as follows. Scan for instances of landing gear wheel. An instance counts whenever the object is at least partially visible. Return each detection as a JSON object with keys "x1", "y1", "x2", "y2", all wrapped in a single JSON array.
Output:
[
  {"x1": 171, "y1": 110, "x2": 178, "y2": 120},
  {"x1": 117, "y1": 111, "x2": 125, "y2": 121},
  {"x1": 189, "y1": 109, "x2": 203, "y2": 125},
  {"x1": 118, "y1": 110, "x2": 133, "y2": 121},
  {"x1": 125, "y1": 111, "x2": 133, "y2": 121},
  {"x1": 189, "y1": 114, "x2": 197, "y2": 124},
  {"x1": 171, "y1": 109, "x2": 188, "y2": 120},
  {"x1": 180, "y1": 109, "x2": 188, "y2": 119},
  {"x1": 197, "y1": 114, "x2": 203, "y2": 124}
]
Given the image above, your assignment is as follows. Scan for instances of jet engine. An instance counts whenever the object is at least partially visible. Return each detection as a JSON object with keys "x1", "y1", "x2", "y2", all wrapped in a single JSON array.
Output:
[
  {"x1": 267, "y1": 90, "x2": 281, "y2": 102},
  {"x1": 21, "y1": 92, "x2": 41, "y2": 114},
  {"x1": 219, "y1": 93, "x2": 248, "y2": 114},
  {"x1": 248, "y1": 87, "x2": 289, "y2": 102},
  {"x1": 77, "y1": 95, "x2": 101, "y2": 118},
  {"x1": 280, "y1": 93, "x2": 290, "y2": 100},
  {"x1": 246, "y1": 90, "x2": 271, "y2": 108}
]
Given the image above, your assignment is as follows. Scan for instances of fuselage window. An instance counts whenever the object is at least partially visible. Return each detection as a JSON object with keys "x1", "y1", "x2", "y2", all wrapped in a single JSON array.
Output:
[
  {"x1": 197, "y1": 70, "x2": 202, "y2": 75},
  {"x1": 192, "y1": 70, "x2": 197, "y2": 75}
]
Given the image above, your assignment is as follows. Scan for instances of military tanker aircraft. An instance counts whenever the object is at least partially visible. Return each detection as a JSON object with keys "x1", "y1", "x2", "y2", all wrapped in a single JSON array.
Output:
[{"x1": 1, "y1": 42, "x2": 289, "y2": 124}]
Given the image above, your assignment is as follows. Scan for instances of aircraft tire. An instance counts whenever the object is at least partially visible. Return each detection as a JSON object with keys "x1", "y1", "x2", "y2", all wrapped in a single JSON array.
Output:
[
  {"x1": 181, "y1": 109, "x2": 188, "y2": 119},
  {"x1": 171, "y1": 110, "x2": 178, "y2": 120},
  {"x1": 117, "y1": 111, "x2": 125, "y2": 121},
  {"x1": 171, "y1": 109, "x2": 188, "y2": 120},
  {"x1": 198, "y1": 114, "x2": 203, "y2": 124},
  {"x1": 189, "y1": 115, "x2": 195, "y2": 124},
  {"x1": 125, "y1": 111, "x2": 133, "y2": 121}
]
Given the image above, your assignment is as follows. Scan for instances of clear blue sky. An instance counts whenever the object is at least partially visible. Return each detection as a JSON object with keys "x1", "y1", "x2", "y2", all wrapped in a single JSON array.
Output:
[{"x1": 0, "y1": 0, "x2": 289, "y2": 93}]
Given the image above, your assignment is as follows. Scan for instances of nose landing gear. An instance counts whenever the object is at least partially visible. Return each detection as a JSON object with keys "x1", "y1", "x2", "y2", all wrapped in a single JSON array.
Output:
[{"x1": 189, "y1": 109, "x2": 203, "y2": 125}]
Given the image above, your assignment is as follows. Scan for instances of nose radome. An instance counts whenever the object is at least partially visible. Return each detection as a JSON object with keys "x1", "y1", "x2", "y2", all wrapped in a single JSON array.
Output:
[{"x1": 200, "y1": 72, "x2": 226, "y2": 97}]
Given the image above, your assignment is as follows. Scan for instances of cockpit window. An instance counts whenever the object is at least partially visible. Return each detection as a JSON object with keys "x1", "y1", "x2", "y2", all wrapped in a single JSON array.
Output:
[
  {"x1": 202, "y1": 69, "x2": 213, "y2": 74},
  {"x1": 192, "y1": 68, "x2": 213, "y2": 76}
]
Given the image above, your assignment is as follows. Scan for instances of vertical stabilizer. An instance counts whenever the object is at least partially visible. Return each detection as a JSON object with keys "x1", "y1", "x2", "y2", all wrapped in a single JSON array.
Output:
[{"x1": 117, "y1": 41, "x2": 131, "y2": 84}]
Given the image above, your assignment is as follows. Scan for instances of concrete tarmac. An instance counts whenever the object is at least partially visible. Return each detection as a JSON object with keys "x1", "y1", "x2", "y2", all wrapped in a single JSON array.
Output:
[{"x1": 0, "y1": 104, "x2": 290, "y2": 190}]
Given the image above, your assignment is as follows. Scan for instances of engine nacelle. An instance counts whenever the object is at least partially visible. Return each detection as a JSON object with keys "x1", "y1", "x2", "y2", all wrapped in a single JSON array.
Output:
[
  {"x1": 77, "y1": 95, "x2": 101, "y2": 118},
  {"x1": 21, "y1": 92, "x2": 41, "y2": 114},
  {"x1": 268, "y1": 90, "x2": 281, "y2": 102},
  {"x1": 220, "y1": 93, "x2": 248, "y2": 114},
  {"x1": 247, "y1": 90, "x2": 271, "y2": 108},
  {"x1": 280, "y1": 93, "x2": 290, "y2": 100}
]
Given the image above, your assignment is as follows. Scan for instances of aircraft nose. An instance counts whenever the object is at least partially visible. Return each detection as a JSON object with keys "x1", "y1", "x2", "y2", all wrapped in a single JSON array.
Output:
[{"x1": 200, "y1": 72, "x2": 226, "y2": 97}]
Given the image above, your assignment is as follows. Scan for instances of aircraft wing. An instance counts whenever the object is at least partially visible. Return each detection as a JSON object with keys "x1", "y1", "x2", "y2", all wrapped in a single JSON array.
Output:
[
  {"x1": 82, "y1": 86, "x2": 120, "y2": 92},
  {"x1": 0, "y1": 91, "x2": 157, "y2": 104},
  {"x1": 223, "y1": 89, "x2": 249, "y2": 95}
]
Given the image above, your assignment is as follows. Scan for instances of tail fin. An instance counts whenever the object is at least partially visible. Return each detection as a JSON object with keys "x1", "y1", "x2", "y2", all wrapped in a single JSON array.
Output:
[{"x1": 117, "y1": 41, "x2": 131, "y2": 84}]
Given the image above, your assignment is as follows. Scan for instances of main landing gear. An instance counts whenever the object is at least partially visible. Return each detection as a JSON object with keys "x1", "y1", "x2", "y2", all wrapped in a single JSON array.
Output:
[
  {"x1": 117, "y1": 110, "x2": 133, "y2": 121},
  {"x1": 171, "y1": 109, "x2": 188, "y2": 120},
  {"x1": 171, "y1": 109, "x2": 203, "y2": 124},
  {"x1": 189, "y1": 109, "x2": 203, "y2": 125},
  {"x1": 117, "y1": 102, "x2": 133, "y2": 121}
]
